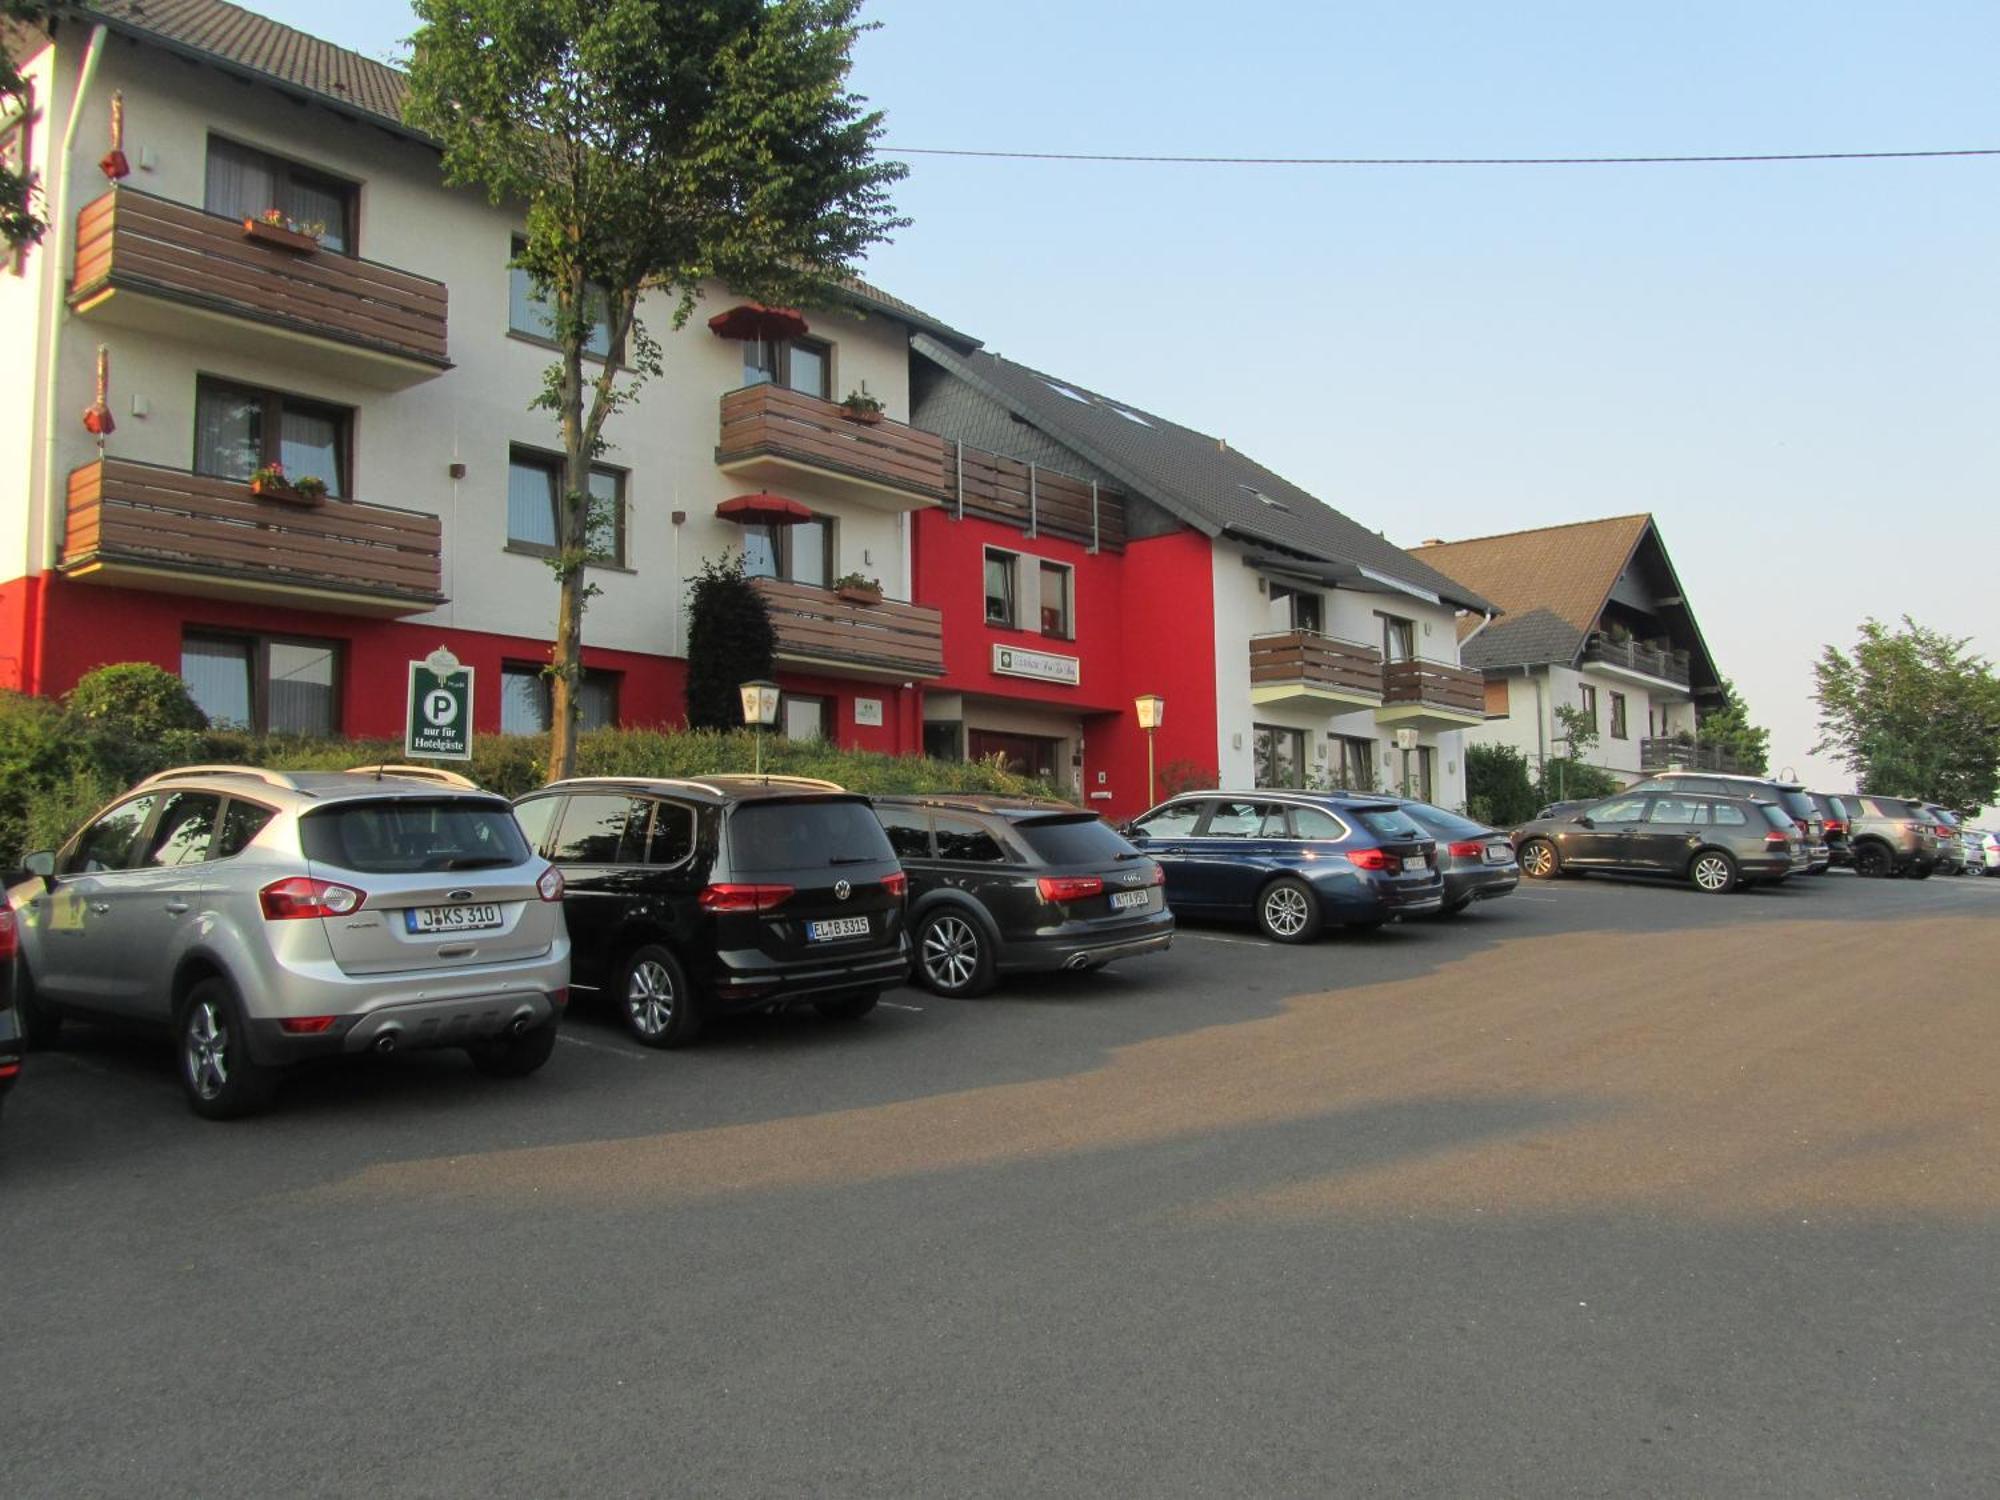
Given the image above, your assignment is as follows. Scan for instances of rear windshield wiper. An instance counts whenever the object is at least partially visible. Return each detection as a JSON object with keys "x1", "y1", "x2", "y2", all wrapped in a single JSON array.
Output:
[
  {"x1": 828, "y1": 855, "x2": 877, "y2": 866},
  {"x1": 424, "y1": 855, "x2": 514, "y2": 871}
]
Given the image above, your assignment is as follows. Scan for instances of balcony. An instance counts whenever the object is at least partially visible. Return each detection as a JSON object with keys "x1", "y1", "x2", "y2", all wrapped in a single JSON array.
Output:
[
  {"x1": 1640, "y1": 737, "x2": 1746, "y2": 774},
  {"x1": 951, "y1": 444, "x2": 1128, "y2": 550},
  {"x1": 1581, "y1": 632, "x2": 1692, "y2": 690},
  {"x1": 1374, "y1": 658, "x2": 1486, "y2": 732},
  {"x1": 752, "y1": 577, "x2": 944, "y2": 681},
  {"x1": 61, "y1": 459, "x2": 445, "y2": 617},
  {"x1": 1248, "y1": 631, "x2": 1383, "y2": 711},
  {"x1": 69, "y1": 188, "x2": 449, "y2": 388},
  {"x1": 717, "y1": 384, "x2": 950, "y2": 511}
]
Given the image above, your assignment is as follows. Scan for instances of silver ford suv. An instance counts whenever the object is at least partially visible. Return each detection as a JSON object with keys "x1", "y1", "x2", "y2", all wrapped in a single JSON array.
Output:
[{"x1": 11, "y1": 766, "x2": 570, "y2": 1118}]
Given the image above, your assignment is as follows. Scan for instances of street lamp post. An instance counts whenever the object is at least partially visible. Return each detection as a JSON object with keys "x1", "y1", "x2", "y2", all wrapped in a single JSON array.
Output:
[
  {"x1": 1134, "y1": 693, "x2": 1165, "y2": 807},
  {"x1": 739, "y1": 679, "x2": 780, "y2": 777}
]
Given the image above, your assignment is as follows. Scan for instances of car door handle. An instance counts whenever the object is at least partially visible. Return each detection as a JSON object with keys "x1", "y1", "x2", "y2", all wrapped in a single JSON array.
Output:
[
  {"x1": 90, "y1": 902, "x2": 111, "y2": 915},
  {"x1": 165, "y1": 901, "x2": 190, "y2": 915}
]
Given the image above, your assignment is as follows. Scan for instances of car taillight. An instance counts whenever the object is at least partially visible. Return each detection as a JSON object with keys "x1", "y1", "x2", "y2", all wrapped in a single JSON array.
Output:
[
  {"x1": 0, "y1": 1060, "x2": 19, "y2": 1080},
  {"x1": 1346, "y1": 848, "x2": 1392, "y2": 871},
  {"x1": 1447, "y1": 841, "x2": 1485, "y2": 859},
  {"x1": 537, "y1": 865, "x2": 565, "y2": 902},
  {"x1": 699, "y1": 882, "x2": 794, "y2": 913},
  {"x1": 882, "y1": 871, "x2": 908, "y2": 899},
  {"x1": 1037, "y1": 875, "x2": 1105, "y2": 902},
  {"x1": 0, "y1": 906, "x2": 16, "y2": 959},
  {"x1": 1765, "y1": 832, "x2": 1790, "y2": 848},
  {"x1": 1826, "y1": 821, "x2": 1846, "y2": 833},
  {"x1": 1148, "y1": 863, "x2": 1166, "y2": 886},
  {"x1": 279, "y1": 1016, "x2": 338, "y2": 1035},
  {"x1": 259, "y1": 877, "x2": 365, "y2": 920}
]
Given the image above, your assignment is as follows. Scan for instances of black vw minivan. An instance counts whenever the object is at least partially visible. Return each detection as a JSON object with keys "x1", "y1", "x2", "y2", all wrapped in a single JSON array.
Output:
[{"x1": 514, "y1": 776, "x2": 910, "y2": 1047}]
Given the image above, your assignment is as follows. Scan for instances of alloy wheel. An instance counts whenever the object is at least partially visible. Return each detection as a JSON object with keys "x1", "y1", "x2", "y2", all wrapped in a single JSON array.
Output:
[
  {"x1": 1520, "y1": 840, "x2": 1556, "y2": 879},
  {"x1": 1262, "y1": 885, "x2": 1311, "y2": 938},
  {"x1": 1692, "y1": 854, "x2": 1733, "y2": 892},
  {"x1": 184, "y1": 999, "x2": 229, "y2": 1102},
  {"x1": 626, "y1": 960, "x2": 677, "y2": 1039},
  {"x1": 922, "y1": 914, "x2": 980, "y2": 992}
]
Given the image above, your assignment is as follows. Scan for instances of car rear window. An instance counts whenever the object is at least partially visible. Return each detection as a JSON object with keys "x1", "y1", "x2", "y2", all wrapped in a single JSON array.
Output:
[
  {"x1": 1016, "y1": 815, "x2": 1134, "y2": 865},
  {"x1": 729, "y1": 799, "x2": 894, "y2": 873},
  {"x1": 1775, "y1": 790, "x2": 1814, "y2": 821},
  {"x1": 300, "y1": 798, "x2": 531, "y2": 874},
  {"x1": 1402, "y1": 803, "x2": 1487, "y2": 839},
  {"x1": 1927, "y1": 808, "x2": 1960, "y2": 830},
  {"x1": 1351, "y1": 807, "x2": 1426, "y2": 840},
  {"x1": 1757, "y1": 804, "x2": 1796, "y2": 832}
]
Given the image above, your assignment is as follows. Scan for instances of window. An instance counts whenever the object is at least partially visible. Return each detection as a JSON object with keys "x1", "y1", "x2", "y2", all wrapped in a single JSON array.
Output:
[
  {"x1": 1378, "y1": 613, "x2": 1416, "y2": 663},
  {"x1": 1, "y1": 101, "x2": 32, "y2": 275},
  {"x1": 742, "y1": 513, "x2": 833, "y2": 587},
  {"x1": 511, "y1": 794, "x2": 562, "y2": 854},
  {"x1": 181, "y1": 632, "x2": 339, "y2": 735},
  {"x1": 205, "y1": 136, "x2": 355, "y2": 253},
  {"x1": 744, "y1": 336, "x2": 832, "y2": 399},
  {"x1": 1133, "y1": 802, "x2": 1203, "y2": 840},
  {"x1": 1396, "y1": 746, "x2": 1434, "y2": 801},
  {"x1": 1578, "y1": 684, "x2": 1599, "y2": 727},
  {"x1": 507, "y1": 448, "x2": 625, "y2": 565},
  {"x1": 1609, "y1": 692, "x2": 1627, "y2": 739},
  {"x1": 1589, "y1": 796, "x2": 1650, "y2": 824},
  {"x1": 1204, "y1": 800, "x2": 1288, "y2": 839},
  {"x1": 644, "y1": 801, "x2": 696, "y2": 866},
  {"x1": 1646, "y1": 797, "x2": 1704, "y2": 825},
  {"x1": 1252, "y1": 724, "x2": 1305, "y2": 789},
  {"x1": 194, "y1": 377, "x2": 350, "y2": 497},
  {"x1": 1015, "y1": 816, "x2": 1132, "y2": 864},
  {"x1": 1353, "y1": 807, "x2": 1427, "y2": 840},
  {"x1": 1267, "y1": 583, "x2": 1322, "y2": 635},
  {"x1": 1333, "y1": 736, "x2": 1375, "y2": 792},
  {"x1": 550, "y1": 794, "x2": 649, "y2": 864},
  {"x1": 934, "y1": 814, "x2": 1008, "y2": 864},
  {"x1": 728, "y1": 800, "x2": 894, "y2": 872},
  {"x1": 783, "y1": 695, "x2": 828, "y2": 742},
  {"x1": 142, "y1": 792, "x2": 221, "y2": 867},
  {"x1": 59, "y1": 796, "x2": 156, "y2": 875},
  {"x1": 215, "y1": 801, "x2": 275, "y2": 860},
  {"x1": 298, "y1": 799, "x2": 530, "y2": 874},
  {"x1": 877, "y1": 809, "x2": 933, "y2": 862},
  {"x1": 500, "y1": 664, "x2": 620, "y2": 734},
  {"x1": 984, "y1": 548, "x2": 1018, "y2": 627},
  {"x1": 1290, "y1": 806, "x2": 1348, "y2": 840},
  {"x1": 923, "y1": 721, "x2": 964, "y2": 761},
  {"x1": 1038, "y1": 560, "x2": 1073, "y2": 638},
  {"x1": 508, "y1": 237, "x2": 611, "y2": 357}
]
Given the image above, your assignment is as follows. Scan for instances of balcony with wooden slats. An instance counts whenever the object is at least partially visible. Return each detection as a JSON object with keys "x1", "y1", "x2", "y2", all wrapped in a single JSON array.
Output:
[
  {"x1": 1374, "y1": 658, "x2": 1487, "y2": 732},
  {"x1": 1581, "y1": 632, "x2": 1694, "y2": 690},
  {"x1": 1248, "y1": 631, "x2": 1383, "y2": 711},
  {"x1": 68, "y1": 188, "x2": 450, "y2": 389},
  {"x1": 751, "y1": 577, "x2": 944, "y2": 681},
  {"x1": 62, "y1": 459, "x2": 445, "y2": 617}
]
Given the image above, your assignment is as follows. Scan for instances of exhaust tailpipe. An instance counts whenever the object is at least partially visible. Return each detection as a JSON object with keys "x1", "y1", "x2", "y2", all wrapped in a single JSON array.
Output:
[{"x1": 373, "y1": 1032, "x2": 398, "y2": 1055}]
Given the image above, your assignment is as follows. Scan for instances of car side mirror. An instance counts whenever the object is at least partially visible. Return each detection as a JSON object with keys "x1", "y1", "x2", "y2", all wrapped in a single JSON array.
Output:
[
  {"x1": 23, "y1": 849, "x2": 56, "y2": 885},
  {"x1": 1572, "y1": 815, "x2": 1594, "y2": 829},
  {"x1": 1120, "y1": 823, "x2": 1141, "y2": 839}
]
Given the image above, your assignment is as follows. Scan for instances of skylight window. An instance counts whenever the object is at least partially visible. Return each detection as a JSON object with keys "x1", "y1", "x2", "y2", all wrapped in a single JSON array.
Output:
[
  {"x1": 1241, "y1": 484, "x2": 1289, "y2": 512},
  {"x1": 1040, "y1": 379, "x2": 1091, "y2": 405},
  {"x1": 1110, "y1": 407, "x2": 1152, "y2": 427}
]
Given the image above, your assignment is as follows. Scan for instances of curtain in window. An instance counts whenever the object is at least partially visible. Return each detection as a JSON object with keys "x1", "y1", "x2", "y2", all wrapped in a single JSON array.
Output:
[
  {"x1": 181, "y1": 638, "x2": 253, "y2": 727},
  {"x1": 279, "y1": 406, "x2": 342, "y2": 496},
  {"x1": 501, "y1": 669, "x2": 550, "y2": 734},
  {"x1": 203, "y1": 139, "x2": 275, "y2": 225},
  {"x1": 194, "y1": 384, "x2": 262, "y2": 481},
  {"x1": 507, "y1": 459, "x2": 559, "y2": 549},
  {"x1": 586, "y1": 470, "x2": 621, "y2": 563},
  {"x1": 788, "y1": 517, "x2": 829, "y2": 585},
  {"x1": 266, "y1": 642, "x2": 337, "y2": 735},
  {"x1": 283, "y1": 174, "x2": 347, "y2": 252},
  {"x1": 579, "y1": 675, "x2": 618, "y2": 731},
  {"x1": 508, "y1": 262, "x2": 556, "y2": 342}
]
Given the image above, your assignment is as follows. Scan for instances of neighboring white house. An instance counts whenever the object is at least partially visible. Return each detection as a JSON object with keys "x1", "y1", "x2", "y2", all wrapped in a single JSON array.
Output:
[{"x1": 1411, "y1": 515, "x2": 1725, "y2": 787}]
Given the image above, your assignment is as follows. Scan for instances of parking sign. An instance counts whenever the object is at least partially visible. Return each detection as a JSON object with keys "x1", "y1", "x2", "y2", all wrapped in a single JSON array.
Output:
[{"x1": 406, "y1": 648, "x2": 473, "y2": 761}]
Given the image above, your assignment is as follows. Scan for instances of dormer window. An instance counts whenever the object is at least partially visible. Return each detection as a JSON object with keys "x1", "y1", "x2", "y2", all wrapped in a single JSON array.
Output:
[{"x1": 205, "y1": 137, "x2": 355, "y2": 253}]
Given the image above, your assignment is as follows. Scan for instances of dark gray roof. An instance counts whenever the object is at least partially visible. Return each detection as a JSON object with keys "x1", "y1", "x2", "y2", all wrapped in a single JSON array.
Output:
[
  {"x1": 1457, "y1": 607, "x2": 1583, "y2": 671},
  {"x1": 911, "y1": 336, "x2": 1495, "y2": 614}
]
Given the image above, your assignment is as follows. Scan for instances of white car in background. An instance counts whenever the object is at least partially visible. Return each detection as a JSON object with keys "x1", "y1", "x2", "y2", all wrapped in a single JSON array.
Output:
[{"x1": 1974, "y1": 830, "x2": 2000, "y2": 875}]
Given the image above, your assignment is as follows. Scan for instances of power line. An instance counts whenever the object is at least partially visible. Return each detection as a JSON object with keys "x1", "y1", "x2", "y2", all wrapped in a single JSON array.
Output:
[{"x1": 889, "y1": 145, "x2": 2000, "y2": 167}]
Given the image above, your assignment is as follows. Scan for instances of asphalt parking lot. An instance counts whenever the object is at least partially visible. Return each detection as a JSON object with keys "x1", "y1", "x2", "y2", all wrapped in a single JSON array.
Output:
[{"x1": 7, "y1": 869, "x2": 1999, "y2": 1498}]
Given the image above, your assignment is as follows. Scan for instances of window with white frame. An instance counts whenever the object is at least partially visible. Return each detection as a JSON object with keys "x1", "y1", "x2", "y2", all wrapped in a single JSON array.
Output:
[{"x1": 984, "y1": 548, "x2": 1019, "y2": 627}]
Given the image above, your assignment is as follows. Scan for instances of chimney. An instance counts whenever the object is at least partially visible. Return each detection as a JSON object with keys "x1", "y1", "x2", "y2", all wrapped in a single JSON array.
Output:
[
  {"x1": 1420, "y1": 538, "x2": 1444, "y2": 547},
  {"x1": 1216, "y1": 438, "x2": 1227, "y2": 453}
]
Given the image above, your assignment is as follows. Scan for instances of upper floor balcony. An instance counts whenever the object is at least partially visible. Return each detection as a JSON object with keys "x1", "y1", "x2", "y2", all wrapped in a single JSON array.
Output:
[
  {"x1": 1248, "y1": 631, "x2": 1384, "y2": 711},
  {"x1": 1374, "y1": 657, "x2": 1486, "y2": 732},
  {"x1": 1581, "y1": 631, "x2": 1693, "y2": 691},
  {"x1": 61, "y1": 458, "x2": 445, "y2": 617},
  {"x1": 69, "y1": 187, "x2": 450, "y2": 389},
  {"x1": 1640, "y1": 737, "x2": 1747, "y2": 774},
  {"x1": 752, "y1": 576, "x2": 945, "y2": 682}
]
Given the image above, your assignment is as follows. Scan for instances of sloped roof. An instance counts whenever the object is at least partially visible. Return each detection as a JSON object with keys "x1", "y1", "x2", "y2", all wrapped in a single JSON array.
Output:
[
  {"x1": 65, "y1": 0, "x2": 978, "y2": 348},
  {"x1": 1411, "y1": 513, "x2": 1711, "y2": 675},
  {"x1": 912, "y1": 336, "x2": 1496, "y2": 614}
]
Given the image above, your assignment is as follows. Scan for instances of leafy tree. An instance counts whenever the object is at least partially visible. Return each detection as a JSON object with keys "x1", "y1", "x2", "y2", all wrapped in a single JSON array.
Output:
[
  {"x1": 1693, "y1": 676, "x2": 1769, "y2": 775},
  {"x1": 3, "y1": 0, "x2": 47, "y2": 251},
  {"x1": 683, "y1": 554, "x2": 776, "y2": 731},
  {"x1": 405, "y1": 0, "x2": 906, "y2": 781},
  {"x1": 1545, "y1": 702, "x2": 1601, "y2": 799},
  {"x1": 1464, "y1": 743, "x2": 1539, "y2": 827},
  {"x1": 1813, "y1": 616, "x2": 2000, "y2": 815},
  {"x1": 1535, "y1": 757, "x2": 1620, "y2": 807}
]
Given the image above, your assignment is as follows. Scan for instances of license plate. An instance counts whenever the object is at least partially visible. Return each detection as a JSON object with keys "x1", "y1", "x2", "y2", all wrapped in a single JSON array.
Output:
[
  {"x1": 1403, "y1": 856, "x2": 1427, "y2": 872},
  {"x1": 1110, "y1": 889, "x2": 1150, "y2": 911},
  {"x1": 807, "y1": 916, "x2": 871, "y2": 942},
  {"x1": 404, "y1": 904, "x2": 502, "y2": 934},
  {"x1": 1483, "y1": 844, "x2": 1511, "y2": 863}
]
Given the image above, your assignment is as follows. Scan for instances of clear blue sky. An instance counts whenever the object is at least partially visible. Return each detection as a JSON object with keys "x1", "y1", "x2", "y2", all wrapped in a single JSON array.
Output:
[{"x1": 258, "y1": 0, "x2": 2000, "y2": 806}]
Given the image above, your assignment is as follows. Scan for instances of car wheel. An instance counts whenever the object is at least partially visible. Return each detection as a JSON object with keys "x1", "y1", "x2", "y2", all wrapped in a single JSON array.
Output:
[
  {"x1": 917, "y1": 909, "x2": 994, "y2": 998},
  {"x1": 1256, "y1": 877, "x2": 1323, "y2": 943},
  {"x1": 619, "y1": 944, "x2": 701, "y2": 1050},
  {"x1": 815, "y1": 990, "x2": 879, "y2": 1021},
  {"x1": 177, "y1": 979, "x2": 275, "y2": 1121},
  {"x1": 1854, "y1": 842, "x2": 1893, "y2": 879},
  {"x1": 467, "y1": 1018, "x2": 560, "y2": 1078},
  {"x1": 15, "y1": 965, "x2": 62, "y2": 1050},
  {"x1": 1688, "y1": 850, "x2": 1738, "y2": 894},
  {"x1": 1518, "y1": 839, "x2": 1560, "y2": 880}
]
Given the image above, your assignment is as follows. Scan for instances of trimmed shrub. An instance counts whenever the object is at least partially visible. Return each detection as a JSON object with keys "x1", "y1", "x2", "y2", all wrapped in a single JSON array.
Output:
[
  {"x1": 1465, "y1": 743, "x2": 1540, "y2": 828},
  {"x1": 684, "y1": 554, "x2": 776, "y2": 731},
  {"x1": 1534, "y1": 757, "x2": 1621, "y2": 806}
]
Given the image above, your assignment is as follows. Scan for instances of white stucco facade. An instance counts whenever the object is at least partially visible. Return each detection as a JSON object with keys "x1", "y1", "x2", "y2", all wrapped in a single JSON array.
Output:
[{"x1": 1472, "y1": 663, "x2": 1699, "y2": 785}]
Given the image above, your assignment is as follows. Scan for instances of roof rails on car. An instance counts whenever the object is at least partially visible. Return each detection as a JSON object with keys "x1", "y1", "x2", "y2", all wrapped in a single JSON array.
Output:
[
  {"x1": 542, "y1": 775, "x2": 730, "y2": 797},
  {"x1": 344, "y1": 764, "x2": 481, "y2": 790},
  {"x1": 713, "y1": 774, "x2": 847, "y2": 792},
  {"x1": 133, "y1": 765, "x2": 308, "y2": 792}
]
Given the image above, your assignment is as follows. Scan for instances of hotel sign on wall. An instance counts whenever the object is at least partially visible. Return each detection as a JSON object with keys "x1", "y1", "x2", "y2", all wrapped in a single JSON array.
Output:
[{"x1": 993, "y1": 644, "x2": 1081, "y2": 686}]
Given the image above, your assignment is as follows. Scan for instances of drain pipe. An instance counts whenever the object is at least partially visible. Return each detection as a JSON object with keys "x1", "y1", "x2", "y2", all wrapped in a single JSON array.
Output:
[
  {"x1": 37, "y1": 25, "x2": 110, "y2": 572},
  {"x1": 1459, "y1": 608, "x2": 1496, "y2": 650}
]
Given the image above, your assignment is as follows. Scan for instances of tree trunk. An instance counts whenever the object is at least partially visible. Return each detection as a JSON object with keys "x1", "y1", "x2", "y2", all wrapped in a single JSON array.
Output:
[{"x1": 549, "y1": 338, "x2": 588, "y2": 782}]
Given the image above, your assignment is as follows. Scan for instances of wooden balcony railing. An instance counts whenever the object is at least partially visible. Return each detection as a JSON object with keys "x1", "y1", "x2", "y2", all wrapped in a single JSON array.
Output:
[
  {"x1": 1381, "y1": 658, "x2": 1485, "y2": 715},
  {"x1": 751, "y1": 576, "x2": 944, "y2": 680},
  {"x1": 1248, "y1": 631, "x2": 1383, "y2": 701},
  {"x1": 1582, "y1": 633, "x2": 1692, "y2": 687},
  {"x1": 62, "y1": 459, "x2": 444, "y2": 617},
  {"x1": 950, "y1": 442, "x2": 1128, "y2": 550},
  {"x1": 69, "y1": 187, "x2": 449, "y2": 378}
]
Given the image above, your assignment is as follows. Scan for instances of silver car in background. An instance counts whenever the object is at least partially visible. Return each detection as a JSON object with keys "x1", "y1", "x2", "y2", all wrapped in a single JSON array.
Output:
[{"x1": 11, "y1": 766, "x2": 570, "y2": 1118}]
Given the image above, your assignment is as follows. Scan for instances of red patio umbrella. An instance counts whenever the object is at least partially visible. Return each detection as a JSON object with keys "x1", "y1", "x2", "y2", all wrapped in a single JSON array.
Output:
[
  {"x1": 707, "y1": 302, "x2": 810, "y2": 342},
  {"x1": 715, "y1": 492, "x2": 814, "y2": 526}
]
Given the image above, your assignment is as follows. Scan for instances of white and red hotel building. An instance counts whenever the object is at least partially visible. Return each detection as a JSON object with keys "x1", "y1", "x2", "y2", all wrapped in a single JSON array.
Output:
[{"x1": 3, "y1": 5, "x2": 1494, "y2": 820}]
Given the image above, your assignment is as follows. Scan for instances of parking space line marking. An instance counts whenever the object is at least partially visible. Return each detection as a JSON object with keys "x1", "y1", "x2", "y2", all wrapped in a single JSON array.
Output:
[
  {"x1": 880, "y1": 1001, "x2": 924, "y2": 1012},
  {"x1": 556, "y1": 1031, "x2": 652, "y2": 1062},
  {"x1": 1182, "y1": 932, "x2": 1273, "y2": 948}
]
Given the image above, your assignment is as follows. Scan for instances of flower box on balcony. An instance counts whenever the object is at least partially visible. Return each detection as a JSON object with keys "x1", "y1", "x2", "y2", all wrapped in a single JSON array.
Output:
[
  {"x1": 250, "y1": 476, "x2": 324, "y2": 506},
  {"x1": 836, "y1": 585, "x2": 883, "y2": 606},
  {"x1": 242, "y1": 218, "x2": 321, "y2": 255}
]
